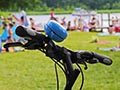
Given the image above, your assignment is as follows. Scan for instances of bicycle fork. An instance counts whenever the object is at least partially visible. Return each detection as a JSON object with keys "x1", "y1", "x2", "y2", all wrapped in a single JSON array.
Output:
[{"x1": 62, "y1": 47, "x2": 80, "y2": 90}]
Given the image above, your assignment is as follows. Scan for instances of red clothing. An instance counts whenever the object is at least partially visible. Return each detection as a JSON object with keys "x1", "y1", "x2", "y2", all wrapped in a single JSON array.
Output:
[
  {"x1": 50, "y1": 11, "x2": 54, "y2": 18},
  {"x1": 114, "y1": 27, "x2": 120, "y2": 33}
]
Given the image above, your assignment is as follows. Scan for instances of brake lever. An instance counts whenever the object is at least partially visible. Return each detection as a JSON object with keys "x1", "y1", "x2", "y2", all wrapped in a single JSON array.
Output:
[
  {"x1": 83, "y1": 59, "x2": 88, "y2": 70},
  {"x1": 76, "y1": 52, "x2": 88, "y2": 70}
]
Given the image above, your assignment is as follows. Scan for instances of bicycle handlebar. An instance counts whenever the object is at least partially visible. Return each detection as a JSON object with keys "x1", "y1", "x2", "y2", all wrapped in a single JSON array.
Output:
[
  {"x1": 76, "y1": 50, "x2": 112, "y2": 65},
  {"x1": 16, "y1": 26, "x2": 45, "y2": 41},
  {"x1": 15, "y1": 26, "x2": 112, "y2": 65},
  {"x1": 92, "y1": 52, "x2": 112, "y2": 65},
  {"x1": 3, "y1": 25, "x2": 112, "y2": 90}
]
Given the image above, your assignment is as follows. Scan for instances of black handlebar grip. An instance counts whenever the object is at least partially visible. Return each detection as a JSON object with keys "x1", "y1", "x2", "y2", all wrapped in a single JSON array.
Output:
[
  {"x1": 16, "y1": 26, "x2": 46, "y2": 41},
  {"x1": 92, "y1": 52, "x2": 112, "y2": 65}
]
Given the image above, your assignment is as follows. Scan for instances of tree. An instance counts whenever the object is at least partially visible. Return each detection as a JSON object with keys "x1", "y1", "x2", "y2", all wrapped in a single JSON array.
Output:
[
  {"x1": 0, "y1": 0, "x2": 120, "y2": 11},
  {"x1": 112, "y1": 2, "x2": 120, "y2": 9}
]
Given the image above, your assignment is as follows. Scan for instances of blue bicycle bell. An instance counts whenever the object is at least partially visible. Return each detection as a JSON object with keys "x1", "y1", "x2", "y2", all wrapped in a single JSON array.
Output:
[{"x1": 44, "y1": 20, "x2": 68, "y2": 42}]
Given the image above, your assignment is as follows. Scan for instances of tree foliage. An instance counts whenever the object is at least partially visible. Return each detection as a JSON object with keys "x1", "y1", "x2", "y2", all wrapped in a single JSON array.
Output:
[{"x1": 0, "y1": 0, "x2": 120, "y2": 11}]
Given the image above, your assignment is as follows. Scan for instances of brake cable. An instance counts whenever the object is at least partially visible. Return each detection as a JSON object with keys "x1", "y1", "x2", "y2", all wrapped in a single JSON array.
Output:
[
  {"x1": 52, "y1": 57, "x2": 86, "y2": 90},
  {"x1": 76, "y1": 63, "x2": 85, "y2": 90}
]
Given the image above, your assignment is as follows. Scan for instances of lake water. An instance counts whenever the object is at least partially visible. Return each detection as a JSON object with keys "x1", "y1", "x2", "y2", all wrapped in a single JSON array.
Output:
[
  {"x1": 27, "y1": 13, "x2": 120, "y2": 31},
  {"x1": 27, "y1": 14, "x2": 79, "y2": 26}
]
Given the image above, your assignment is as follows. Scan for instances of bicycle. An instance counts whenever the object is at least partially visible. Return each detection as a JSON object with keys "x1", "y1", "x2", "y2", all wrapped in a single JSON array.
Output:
[{"x1": 4, "y1": 26, "x2": 112, "y2": 90}]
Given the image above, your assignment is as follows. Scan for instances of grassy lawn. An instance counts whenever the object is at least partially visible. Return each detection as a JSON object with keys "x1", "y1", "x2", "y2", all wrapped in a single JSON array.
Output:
[
  {"x1": 0, "y1": 31, "x2": 120, "y2": 90},
  {"x1": 1, "y1": 9, "x2": 120, "y2": 16}
]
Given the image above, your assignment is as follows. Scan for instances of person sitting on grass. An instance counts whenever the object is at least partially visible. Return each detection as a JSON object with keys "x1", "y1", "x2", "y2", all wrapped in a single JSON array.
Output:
[
  {"x1": 97, "y1": 43, "x2": 120, "y2": 51},
  {"x1": 90, "y1": 37, "x2": 110, "y2": 44}
]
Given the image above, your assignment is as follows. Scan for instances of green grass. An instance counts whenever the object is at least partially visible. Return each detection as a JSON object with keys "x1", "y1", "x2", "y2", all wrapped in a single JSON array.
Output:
[
  {"x1": 96, "y1": 9, "x2": 120, "y2": 13},
  {"x1": 26, "y1": 10, "x2": 72, "y2": 15},
  {"x1": 1, "y1": 9, "x2": 120, "y2": 16},
  {"x1": 0, "y1": 10, "x2": 72, "y2": 16},
  {"x1": 0, "y1": 31, "x2": 120, "y2": 90}
]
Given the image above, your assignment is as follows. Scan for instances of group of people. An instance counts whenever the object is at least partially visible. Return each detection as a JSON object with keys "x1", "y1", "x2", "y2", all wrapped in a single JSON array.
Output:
[
  {"x1": 64, "y1": 16, "x2": 99, "y2": 32},
  {"x1": 91, "y1": 16, "x2": 120, "y2": 51},
  {"x1": 1, "y1": 10, "x2": 120, "y2": 52},
  {"x1": 98, "y1": 17, "x2": 120, "y2": 36},
  {"x1": 0, "y1": 11, "x2": 30, "y2": 52},
  {"x1": 50, "y1": 9, "x2": 120, "y2": 34},
  {"x1": 49, "y1": 10, "x2": 99, "y2": 32},
  {"x1": 109, "y1": 17, "x2": 120, "y2": 33},
  {"x1": 0, "y1": 9, "x2": 86, "y2": 52}
]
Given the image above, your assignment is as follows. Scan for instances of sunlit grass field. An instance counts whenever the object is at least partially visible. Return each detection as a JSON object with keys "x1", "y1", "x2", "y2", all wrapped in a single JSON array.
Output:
[{"x1": 0, "y1": 31, "x2": 120, "y2": 90}]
